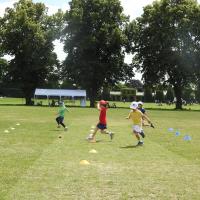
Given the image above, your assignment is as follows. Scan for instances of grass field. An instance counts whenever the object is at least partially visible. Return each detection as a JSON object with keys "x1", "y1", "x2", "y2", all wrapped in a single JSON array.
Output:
[{"x1": 1, "y1": 103, "x2": 200, "y2": 199}]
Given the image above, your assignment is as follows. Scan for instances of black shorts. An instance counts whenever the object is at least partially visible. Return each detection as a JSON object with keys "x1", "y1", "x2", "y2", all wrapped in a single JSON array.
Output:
[
  {"x1": 97, "y1": 123, "x2": 107, "y2": 130},
  {"x1": 56, "y1": 116, "x2": 64, "y2": 123}
]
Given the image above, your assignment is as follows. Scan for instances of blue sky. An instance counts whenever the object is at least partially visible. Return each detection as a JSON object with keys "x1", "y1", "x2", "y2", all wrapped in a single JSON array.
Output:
[{"x1": 33, "y1": 0, "x2": 70, "y2": 7}]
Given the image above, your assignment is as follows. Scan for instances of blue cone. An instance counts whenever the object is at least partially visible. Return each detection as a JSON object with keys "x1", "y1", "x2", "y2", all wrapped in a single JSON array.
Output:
[
  {"x1": 168, "y1": 128, "x2": 174, "y2": 132},
  {"x1": 175, "y1": 131, "x2": 180, "y2": 136},
  {"x1": 184, "y1": 135, "x2": 192, "y2": 141}
]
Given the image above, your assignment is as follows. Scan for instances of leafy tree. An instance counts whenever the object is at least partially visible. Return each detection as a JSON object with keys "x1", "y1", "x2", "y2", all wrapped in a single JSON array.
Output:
[
  {"x1": 132, "y1": 0, "x2": 200, "y2": 109},
  {"x1": 0, "y1": 0, "x2": 64, "y2": 104},
  {"x1": 62, "y1": 0, "x2": 133, "y2": 107}
]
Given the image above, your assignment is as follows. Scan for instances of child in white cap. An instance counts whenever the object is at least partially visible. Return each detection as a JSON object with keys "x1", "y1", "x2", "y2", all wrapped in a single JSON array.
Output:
[{"x1": 126, "y1": 102, "x2": 152, "y2": 146}]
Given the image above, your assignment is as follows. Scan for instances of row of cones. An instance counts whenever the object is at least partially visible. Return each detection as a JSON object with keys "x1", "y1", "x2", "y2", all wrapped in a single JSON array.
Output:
[{"x1": 79, "y1": 149, "x2": 98, "y2": 165}]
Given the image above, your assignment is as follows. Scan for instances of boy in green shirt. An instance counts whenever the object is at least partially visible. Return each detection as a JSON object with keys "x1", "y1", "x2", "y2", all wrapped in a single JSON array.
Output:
[{"x1": 56, "y1": 102, "x2": 68, "y2": 131}]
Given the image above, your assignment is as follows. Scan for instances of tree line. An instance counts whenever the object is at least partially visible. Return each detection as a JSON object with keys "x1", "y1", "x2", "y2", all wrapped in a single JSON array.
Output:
[{"x1": 0, "y1": 0, "x2": 200, "y2": 108}]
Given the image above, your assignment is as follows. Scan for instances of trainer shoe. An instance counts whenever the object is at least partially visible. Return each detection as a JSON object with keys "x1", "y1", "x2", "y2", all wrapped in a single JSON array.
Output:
[
  {"x1": 109, "y1": 132, "x2": 114, "y2": 140},
  {"x1": 139, "y1": 131, "x2": 145, "y2": 138},
  {"x1": 150, "y1": 123, "x2": 155, "y2": 128},
  {"x1": 137, "y1": 141, "x2": 144, "y2": 146},
  {"x1": 64, "y1": 127, "x2": 68, "y2": 131}
]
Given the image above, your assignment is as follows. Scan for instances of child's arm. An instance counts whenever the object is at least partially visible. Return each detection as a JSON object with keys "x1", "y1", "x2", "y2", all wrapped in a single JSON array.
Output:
[
  {"x1": 143, "y1": 114, "x2": 155, "y2": 128},
  {"x1": 126, "y1": 112, "x2": 131, "y2": 119},
  {"x1": 97, "y1": 103, "x2": 101, "y2": 111},
  {"x1": 65, "y1": 107, "x2": 69, "y2": 112},
  {"x1": 143, "y1": 114, "x2": 152, "y2": 125}
]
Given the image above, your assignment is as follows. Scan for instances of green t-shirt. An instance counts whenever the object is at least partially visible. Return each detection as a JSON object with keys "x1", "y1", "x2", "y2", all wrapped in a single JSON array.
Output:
[{"x1": 59, "y1": 106, "x2": 67, "y2": 117}]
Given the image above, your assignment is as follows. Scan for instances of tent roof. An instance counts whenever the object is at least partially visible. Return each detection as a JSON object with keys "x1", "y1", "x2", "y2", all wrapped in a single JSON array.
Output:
[{"x1": 35, "y1": 89, "x2": 86, "y2": 97}]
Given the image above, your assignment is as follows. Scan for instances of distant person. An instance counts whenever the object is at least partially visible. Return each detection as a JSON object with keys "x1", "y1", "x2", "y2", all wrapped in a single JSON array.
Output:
[
  {"x1": 126, "y1": 102, "x2": 153, "y2": 146},
  {"x1": 137, "y1": 101, "x2": 146, "y2": 138},
  {"x1": 51, "y1": 99, "x2": 55, "y2": 107},
  {"x1": 137, "y1": 101, "x2": 146, "y2": 115},
  {"x1": 87, "y1": 100, "x2": 114, "y2": 142},
  {"x1": 56, "y1": 102, "x2": 69, "y2": 131}
]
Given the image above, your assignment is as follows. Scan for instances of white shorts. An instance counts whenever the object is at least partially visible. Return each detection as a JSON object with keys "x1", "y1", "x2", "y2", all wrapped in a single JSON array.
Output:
[{"x1": 132, "y1": 125, "x2": 142, "y2": 133}]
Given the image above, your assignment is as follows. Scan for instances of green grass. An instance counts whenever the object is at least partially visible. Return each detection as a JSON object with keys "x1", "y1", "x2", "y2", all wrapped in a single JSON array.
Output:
[{"x1": 1, "y1": 105, "x2": 200, "y2": 199}]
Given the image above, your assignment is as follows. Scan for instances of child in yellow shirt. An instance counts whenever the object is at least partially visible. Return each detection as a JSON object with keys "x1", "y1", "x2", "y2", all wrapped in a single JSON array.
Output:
[{"x1": 126, "y1": 102, "x2": 152, "y2": 146}]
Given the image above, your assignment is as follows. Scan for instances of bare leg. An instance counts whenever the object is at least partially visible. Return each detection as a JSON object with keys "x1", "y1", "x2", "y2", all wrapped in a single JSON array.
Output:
[
  {"x1": 91, "y1": 127, "x2": 99, "y2": 139},
  {"x1": 100, "y1": 129, "x2": 114, "y2": 140},
  {"x1": 134, "y1": 131, "x2": 140, "y2": 141},
  {"x1": 134, "y1": 131, "x2": 143, "y2": 145}
]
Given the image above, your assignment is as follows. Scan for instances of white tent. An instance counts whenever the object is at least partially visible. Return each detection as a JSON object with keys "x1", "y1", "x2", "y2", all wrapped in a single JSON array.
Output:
[{"x1": 34, "y1": 88, "x2": 87, "y2": 106}]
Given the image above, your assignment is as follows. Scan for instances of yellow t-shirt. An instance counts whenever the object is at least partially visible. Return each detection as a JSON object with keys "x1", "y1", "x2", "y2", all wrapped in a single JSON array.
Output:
[{"x1": 129, "y1": 109, "x2": 143, "y2": 126}]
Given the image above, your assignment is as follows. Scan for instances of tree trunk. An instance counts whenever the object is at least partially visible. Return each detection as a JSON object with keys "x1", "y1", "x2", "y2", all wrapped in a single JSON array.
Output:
[
  {"x1": 88, "y1": 88, "x2": 98, "y2": 108},
  {"x1": 25, "y1": 96, "x2": 32, "y2": 105},
  {"x1": 23, "y1": 88, "x2": 34, "y2": 105},
  {"x1": 173, "y1": 84, "x2": 183, "y2": 109},
  {"x1": 90, "y1": 95, "x2": 96, "y2": 107}
]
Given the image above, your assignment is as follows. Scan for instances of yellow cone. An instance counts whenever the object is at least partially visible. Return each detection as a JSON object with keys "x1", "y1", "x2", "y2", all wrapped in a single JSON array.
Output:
[
  {"x1": 80, "y1": 160, "x2": 90, "y2": 165},
  {"x1": 89, "y1": 149, "x2": 97, "y2": 154}
]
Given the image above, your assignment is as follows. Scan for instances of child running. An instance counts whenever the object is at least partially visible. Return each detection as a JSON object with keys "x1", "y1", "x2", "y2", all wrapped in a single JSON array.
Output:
[
  {"x1": 56, "y1": 101, "x2": 69, "y2": 131},
  {"x1": 126, "y1": 101, "x2": 152, "y2": 146},
  {"x1": 87, "y1": 100, "x2": 114, "y2": 142}
]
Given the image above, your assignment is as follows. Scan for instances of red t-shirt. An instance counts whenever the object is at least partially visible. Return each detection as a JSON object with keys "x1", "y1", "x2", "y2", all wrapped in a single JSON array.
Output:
[{"x1": 99, "y1": 107, "x2": 107, "y2": 125}]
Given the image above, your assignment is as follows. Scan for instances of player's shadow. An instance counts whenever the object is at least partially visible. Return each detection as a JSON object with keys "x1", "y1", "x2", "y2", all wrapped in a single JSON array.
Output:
[
  {"x1": 120, "y1": 145, "x2": 139, "y2": 149},
  {"x1": 50, "y1": 129, "x2": 63, "y2": 132}
]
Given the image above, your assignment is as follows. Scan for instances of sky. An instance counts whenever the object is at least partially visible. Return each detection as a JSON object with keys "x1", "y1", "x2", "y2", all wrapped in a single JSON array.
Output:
[{"x1": 1, "y1": 0, "x2": 199, "y2": 79}]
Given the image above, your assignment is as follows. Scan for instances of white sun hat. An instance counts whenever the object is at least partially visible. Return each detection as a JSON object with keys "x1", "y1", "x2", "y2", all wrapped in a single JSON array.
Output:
[
  {"x1": 130, "y1": 101, "x2": 138, "y2": 109},
  {"x1": 138, "y1": 101, "x2": 143, "y2": 105}
]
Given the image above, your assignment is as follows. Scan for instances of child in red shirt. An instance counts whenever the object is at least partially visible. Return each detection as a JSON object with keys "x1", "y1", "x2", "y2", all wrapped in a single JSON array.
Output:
[{"x1": 87, "y1": 100, "x2": 114, "y2": 142}]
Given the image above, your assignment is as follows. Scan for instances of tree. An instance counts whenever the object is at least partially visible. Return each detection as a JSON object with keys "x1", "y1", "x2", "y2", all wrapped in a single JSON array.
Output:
[
  {"x1": 62, "y1": 0, "x2": 133, "y2": 107},
  {"x1": 132, "y1": 0, "x2": 200, "y2": 109},
  {"x1": 0, "y1": 0, "x2": 64, "y2": 105}
]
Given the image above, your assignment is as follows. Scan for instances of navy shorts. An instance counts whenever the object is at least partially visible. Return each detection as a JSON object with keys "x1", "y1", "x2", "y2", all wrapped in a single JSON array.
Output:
[
  {"x1": 56, "y1": 116, "x2": 64, "y2": 123},
  {"x1": 97, "y1": 123, "x2": 107, "y2": 130}
]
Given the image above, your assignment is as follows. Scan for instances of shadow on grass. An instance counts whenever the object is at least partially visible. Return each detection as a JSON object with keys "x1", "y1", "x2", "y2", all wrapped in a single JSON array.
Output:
[
  {"x1": 50, "y1": 129, "x2": 63, "y2": 132},
  {"x1": 120, "y1": 145, "x2": 139, "y2": 149}
]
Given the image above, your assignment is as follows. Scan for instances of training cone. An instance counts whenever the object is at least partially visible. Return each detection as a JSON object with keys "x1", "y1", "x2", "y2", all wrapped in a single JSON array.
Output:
[
  {"x1": 4, "y1": 130, "x2": 9, "y2": 133},
  {"x1": 80, "y1": 160, "x2": 90, "y2": 165},
  {"x1": 89, "y1": 149, "x2": 97, "y2": 154},
  {"x1": 10, "y1": 127, "x2": 15, "y2": 130},
  {"x1": 168, "y1": 128, "x2": 174, "y2": 132},
  {"x1": 175, "y1": 131, "x2": 180, "y2": 136},
  {"x1": 184, "y1": 135, "x2": 192, "y2": 141},
  {"x1": 16, "y1": 123, "x2": 20, "y2": 126},
  {"x1": 91, "y1": 125, "x2": 95, "y2": 129}
]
